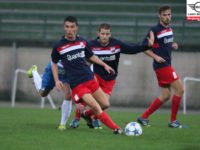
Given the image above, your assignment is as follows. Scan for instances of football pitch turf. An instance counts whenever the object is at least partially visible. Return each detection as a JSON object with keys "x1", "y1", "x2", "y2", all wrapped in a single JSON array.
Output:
[{"x1": 0, "y1": 107, "x2": 199, "y2": 150}]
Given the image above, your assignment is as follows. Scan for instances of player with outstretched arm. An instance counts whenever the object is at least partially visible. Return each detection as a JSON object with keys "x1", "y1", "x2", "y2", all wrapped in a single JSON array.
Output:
[{"x1": 70, "y1": 23, "x2": 155, "y2": 129}]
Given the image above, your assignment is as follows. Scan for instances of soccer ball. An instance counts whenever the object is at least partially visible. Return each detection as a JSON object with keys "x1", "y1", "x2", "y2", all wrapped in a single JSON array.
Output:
[{"x1": 124, "y1": 122, "x2": 143, "y2": 136}]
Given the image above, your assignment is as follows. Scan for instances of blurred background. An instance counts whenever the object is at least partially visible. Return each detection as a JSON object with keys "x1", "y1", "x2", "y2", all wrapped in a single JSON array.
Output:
[{"x1": 0, "y1": 0, "x2": 199, "y2": 110}]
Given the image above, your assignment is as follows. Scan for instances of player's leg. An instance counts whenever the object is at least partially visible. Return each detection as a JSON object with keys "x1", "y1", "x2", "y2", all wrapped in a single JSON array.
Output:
[
  {"x1": 80, "y1": 87, "x2": 109, "y2": 128},
  {"x1": 82, "y1": 76, "x2": 114, "y2": 120},
  {"x1": 91, "y1": 76, "x2": 115, "y2": 129},
  {"x1": 82, "y1": 76, "x2": 115, "y2": 129},
  {"x1": 81, "y1": 93, "x2": 122, "y2": 134},
  {"x1": 58, "y1": 83, "x2": 72, "y2": 130},
  {"x1": 39, "y1": 65, "x2": 55, "y2": 97},
  {"x1": 27, "y1": 65, "x2": 53, "y2": 97},
  {"x1": 27, "y1": 65, "x2": 42, "y2": 91},
  {"x1": 81, "y1": 88, "x2": 108, "y2": 129},
  {"x1": 72, "y1": 80, "x2": 122, "y2": 134},
  {"x1": 138, "y1": 86, "x2": 171, "y2": 126},
  {"x1": 93, "y1": 87, "x2": 110, "y2": 109},
  {"x1": 93, "y1": 74, "x2": 115, "y2": 109},
  {"x1": 70, "y1": 102, "x2": 87, "y2": 128},
  {"x1": 70, "y1": 106, "x2": 81, "y2": 128},
  {"x1": 168, "y1": 79, "x2": 184, "y2": 128},
  {"x1": 91, "y1": 88, "x2": 121, "y2": 131},
  {"x1": 39, "y1": 89, "x2": 51, "y2": 97}
]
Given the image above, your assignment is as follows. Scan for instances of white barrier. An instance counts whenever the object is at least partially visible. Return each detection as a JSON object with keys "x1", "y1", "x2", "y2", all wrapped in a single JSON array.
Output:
[
  {"x1": 11, "y1": 69, "x2": 56, "y2": 109},
  {"x1": 183, "y1": 77, "x2": 200, "y2": 114}
]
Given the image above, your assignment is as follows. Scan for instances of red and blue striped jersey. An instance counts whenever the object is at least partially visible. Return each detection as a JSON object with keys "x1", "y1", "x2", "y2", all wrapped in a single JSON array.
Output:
[
  {"x1": 143, "y1": 23, "x2": 174, "y2": 70},
  {"x1": 51, "y1": 36, "x2": 94, "y2": 89},
  {"x1": 89, "y1": 37, "x2": 150, "y2": 81}
]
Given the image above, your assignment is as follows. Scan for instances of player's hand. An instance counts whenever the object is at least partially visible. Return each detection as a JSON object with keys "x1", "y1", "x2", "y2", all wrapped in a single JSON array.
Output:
[
  {"x1": 104, "y1": 64, "x2": 115, "y2": 74},
  {"x1": 55, "y1": 80, "x2": 63, "y2": 91},
  {"x1": 155, "y1": 55, "x2": 166, "y2": 63},
  {"x1": 147, "y1": 31, "x2": 154, "y2": 47},
  {"x1": 172, "y1": 42, "x2": 178, "y2": 50}
]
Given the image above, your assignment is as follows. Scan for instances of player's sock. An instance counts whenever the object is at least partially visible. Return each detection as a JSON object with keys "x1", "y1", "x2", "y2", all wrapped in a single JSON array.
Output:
[
  {"x1": 171, "y1": 95, "x2": 182, "y2": 122},
  {"x1": 142, "y1": 98, "x2": 163, "y2": 119},
  {"x1": 60, "y1": 100, "x2": 72, "y2": 125},
  {"x1": 84, "y1": 109, "x2": 95, "y2": 118},
  {"x1": 75, "y1": 107, "x2": 81, "y2": 120},
  {"x1": 91, "y1": 115, "x2": 97, "y2": 120},
  {"x1": 97, "y1": 111, "x2": 119, "y2": 130},
  {"x1": 32, "y1": 70, "x2": 42, "y2": 92}
]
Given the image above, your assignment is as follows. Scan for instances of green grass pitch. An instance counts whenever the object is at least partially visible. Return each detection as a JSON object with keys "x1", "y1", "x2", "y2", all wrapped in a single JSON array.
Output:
[{"x1": 0, "y1": 107, "x2": 199, "y2": 150}]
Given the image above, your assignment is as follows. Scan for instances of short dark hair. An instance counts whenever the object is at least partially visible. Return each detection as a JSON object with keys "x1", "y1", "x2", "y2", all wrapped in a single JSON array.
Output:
[
  {"x1": 64, "y1": 16, "x2": 78, "y2": 26},
  {"x1": 158, "y1": 5, "x2": 171, "y2": 14},
  {"x1": 98, "y1": 23, "x2": 111, "y2": 32}
]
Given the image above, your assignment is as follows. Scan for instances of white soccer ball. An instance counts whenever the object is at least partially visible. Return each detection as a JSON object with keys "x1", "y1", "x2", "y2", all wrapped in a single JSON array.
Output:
[{"x1": 124, "y1": 122, "x2": 143, "y2": 136}]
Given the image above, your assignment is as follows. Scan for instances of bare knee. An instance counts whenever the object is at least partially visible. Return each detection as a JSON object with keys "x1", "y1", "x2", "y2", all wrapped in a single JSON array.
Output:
[
  {"x1": 99, "y1": 97, "x2": 110, "y2": 110},
  {"x1": 176, "y1": 85, "x2": 184, "y2": 96},
  {"x1": 39, "y1": 89, "x2": 51, "y2": 97},
  {"x1": 159, "y1": 93, "x2": 171, "y2": 102},
  {"x1": 101, "y1": 102, "x2": 110, "y2": 110},
  {"x1": 39, "y1": 91, "x2": 48, "y2": 97},
  {"x1": 63, "y1": 84, "x2": 71, "y2": 99},
  {"x1": 65, "y1": 94, "x2": 71, "y2": 100},
  {"x1": 172, "y1": 80, "x2": 184, "y2": 97}
]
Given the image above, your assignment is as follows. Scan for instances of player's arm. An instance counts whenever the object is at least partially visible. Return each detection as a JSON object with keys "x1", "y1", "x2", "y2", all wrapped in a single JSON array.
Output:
[
  {"x1": 51, "y1": 46, "x2": 63, "y2": 90},
  {"x1": 144, "y1": 50, "x2": 166, "y2": 63},
  {"x1": 142, "y1": 29, "x2": 165, "y2": 63},
  {"x1": 51, "y1": 63, "x2": 63, "y2": 90},
  {"x1": 88, "y1": 55, "x2": 115, "y2": 74},
  {"x1": 121, "y1": 31, "x2": 154, "y2": 54}
]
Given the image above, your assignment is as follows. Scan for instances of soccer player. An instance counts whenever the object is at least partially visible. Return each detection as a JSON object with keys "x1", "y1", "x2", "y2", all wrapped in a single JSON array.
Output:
[
  {"x1": 51, "y1": 16, "x2": 123, "y2": 134},
  {"x1": 27, "y1": 61, "x2": 72, "y2": 131},
  {"x1": 137, "y1": 5, "x2": 184, "y2": 128},
  {"x1": 70, "y1": 23, "x2": 155, "y2": 128}
]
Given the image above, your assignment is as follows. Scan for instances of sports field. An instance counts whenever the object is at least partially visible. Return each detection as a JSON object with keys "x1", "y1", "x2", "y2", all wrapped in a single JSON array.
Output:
[{"x1": 0, "y1": 107, "x2": 199, "y2": 150}]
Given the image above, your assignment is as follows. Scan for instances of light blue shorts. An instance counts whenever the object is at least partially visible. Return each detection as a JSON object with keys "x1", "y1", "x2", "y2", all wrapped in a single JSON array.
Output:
[{"x1": 41, "y1": 62, "x2": 68, "y2": 90}]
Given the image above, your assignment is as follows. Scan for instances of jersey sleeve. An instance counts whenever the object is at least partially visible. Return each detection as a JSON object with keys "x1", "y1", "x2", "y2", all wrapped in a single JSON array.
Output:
[
  {"x1": 85, "y1": 41, "x2": 94, "y2": 59},
  {"x1": 120, "y1": 40, "x2": 151, "y2": 54},
  {"x1": 51, "y1": 45, "x2": 60, "y2": 64}
]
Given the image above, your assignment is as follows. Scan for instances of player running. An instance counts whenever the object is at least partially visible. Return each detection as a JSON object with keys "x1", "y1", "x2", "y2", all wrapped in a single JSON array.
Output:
[
  {"x1": 27, "y1": 61, "x2": 72, "y2": 131},
  {"x1": 137, "y1": 5, "x2": 184, "y2": 128},
  {"x1": 70, "y1": 23, "x2": 155, "y2": 128},
  {"x1": 51, "y1": 16, "x2": 123, "y2": 134}
]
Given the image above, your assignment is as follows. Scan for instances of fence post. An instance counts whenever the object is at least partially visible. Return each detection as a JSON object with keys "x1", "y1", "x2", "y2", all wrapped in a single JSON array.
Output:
[{"x1": 11, "y1": 41, "x2": 17, "y2": 101}]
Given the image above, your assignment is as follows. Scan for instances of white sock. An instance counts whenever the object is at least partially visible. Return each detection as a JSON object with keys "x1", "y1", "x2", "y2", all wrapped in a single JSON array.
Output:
[
  {"x1": 32, "y1": 70, "x2": 42, "y2": 92},
  {"x1": 60, "y1": 100, "x2": 72, "y2": 125}
]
